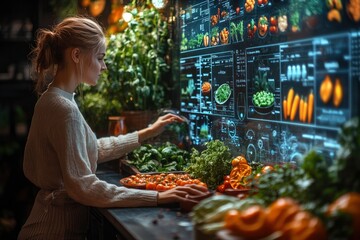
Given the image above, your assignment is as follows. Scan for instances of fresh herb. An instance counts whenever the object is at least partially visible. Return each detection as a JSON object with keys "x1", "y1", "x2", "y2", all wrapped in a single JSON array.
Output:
[{"x1": 185, "y1": 140, "x2": 232, "y2": 190}]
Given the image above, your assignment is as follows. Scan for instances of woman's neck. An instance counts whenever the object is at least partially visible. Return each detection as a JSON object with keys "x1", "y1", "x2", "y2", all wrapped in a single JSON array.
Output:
[{"x1": 52, "y1": 69, "x2": 78, "y2": 93}]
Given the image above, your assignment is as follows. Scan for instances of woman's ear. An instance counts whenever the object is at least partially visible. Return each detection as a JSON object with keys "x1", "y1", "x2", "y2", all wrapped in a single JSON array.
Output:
[{"x1": 71, "y1": 48, "x2": 81, "y2": 63}]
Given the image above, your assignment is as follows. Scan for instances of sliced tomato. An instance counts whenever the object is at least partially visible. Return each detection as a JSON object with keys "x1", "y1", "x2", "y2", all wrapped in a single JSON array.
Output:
[
  {"x1": 229, "y1": 164, "x2": 252, "y2": 189},
  {"x1": 232, "y1": 155, "x2": 248, "y2": 167}
]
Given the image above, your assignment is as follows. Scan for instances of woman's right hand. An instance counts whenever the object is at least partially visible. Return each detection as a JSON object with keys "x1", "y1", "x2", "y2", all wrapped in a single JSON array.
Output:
[
  {"x1": 157, "y1": 184, "x2": 211, "y2": 205},
  {"x1": 138, "y1": 113, "x2": 185, "y2": 142}
]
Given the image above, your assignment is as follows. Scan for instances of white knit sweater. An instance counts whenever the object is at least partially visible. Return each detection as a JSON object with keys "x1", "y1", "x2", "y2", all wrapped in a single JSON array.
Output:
[
  {"x1": 23, "y1": 86, "x2": 158, "y2": 207},
  {"x1": 19, "y1": 87, "x2": 159, "y2": 239}
]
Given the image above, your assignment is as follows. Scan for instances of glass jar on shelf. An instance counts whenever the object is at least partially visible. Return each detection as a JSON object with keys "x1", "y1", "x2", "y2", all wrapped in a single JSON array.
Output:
[{"x1": 108, "y1": 116, "x2": 127, "y2": 136}]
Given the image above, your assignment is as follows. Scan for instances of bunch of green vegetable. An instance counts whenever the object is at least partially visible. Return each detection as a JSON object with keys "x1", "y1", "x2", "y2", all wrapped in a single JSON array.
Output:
[
  {"x1": 127, "y1": 142, "x2": 190, "y2": 172},
  {"x1": 185, "y1": 140, "x2": 232, "y2": 190},
  {"x1": 253, "y1": 90, "x2": 275, "y2": 107},
  {"x1": 230, "y1": 21, "x2": 244, "y2": 42},
  {"x1": 215, "y1": 84, "x2": 231, "y2": 104}
]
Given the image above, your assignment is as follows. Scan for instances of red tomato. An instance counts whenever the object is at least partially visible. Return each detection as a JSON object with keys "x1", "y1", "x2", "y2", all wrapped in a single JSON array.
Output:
[
  {"x1": 224, "y1": 180, "x2": 231, "y2": 189},
  {"x1": 176, "y1": 179, "x2": 185, "y2": 186},
  {"x1": 270, "y1": 26, "x2": 277, "y2": 33},
  {"x1": 217, "y1": 184, "x2": 225, "y2": 193},
  {"x1": 146, "y1": 182, "x2": 156, "y2": 190},
  {"x1": 162, "y1": 185, "x2": 172, "y2": 191},
  {"x1": 156, "y1": 183, "x2": 166, "y2": 191},
  {"x1": 270, "y1": 16, "x2": 277, "y2": 26},
  {"x1": 166, "y1": 173, "x2": 176, "y2": 180}
]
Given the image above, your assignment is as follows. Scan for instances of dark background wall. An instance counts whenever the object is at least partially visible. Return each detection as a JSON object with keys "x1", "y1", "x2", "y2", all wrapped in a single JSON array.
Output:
[{"x1": 0, "y1": 1, "x2": 113, "y2": 238}]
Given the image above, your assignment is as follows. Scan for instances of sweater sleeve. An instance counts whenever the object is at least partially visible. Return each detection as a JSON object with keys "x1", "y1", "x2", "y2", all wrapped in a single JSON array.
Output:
[
  {"x1": 49, "y1": 116, "x2": 158, "y2": 208},
  {"x1": 97, "y1": 132, "x2": 140, "y2": 164}
]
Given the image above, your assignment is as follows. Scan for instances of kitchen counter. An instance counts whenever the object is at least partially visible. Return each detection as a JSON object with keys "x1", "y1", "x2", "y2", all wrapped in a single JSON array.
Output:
[{"x1": 91, "y1": 163, "x2": 196, "y2": 240}]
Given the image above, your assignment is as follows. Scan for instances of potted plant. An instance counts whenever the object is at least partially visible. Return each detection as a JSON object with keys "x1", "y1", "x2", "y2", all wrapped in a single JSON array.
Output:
[{"x1": 77, "y1": 1, "x2": 173, "y2": 135}]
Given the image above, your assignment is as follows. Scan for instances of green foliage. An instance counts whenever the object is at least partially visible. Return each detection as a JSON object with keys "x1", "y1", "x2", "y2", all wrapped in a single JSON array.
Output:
[
  {"x1": 103, "y1": 5, "x2": 172, "y2": 111},
  {"x1": 330, "y1": 117, "x2": 360, "y2": 194},
  {"x1": 185, "y1": 140, "x2": 232, "y2": 190},
  {"x1": 77, "y1": 4, "x2": 172, "y2": 131}
]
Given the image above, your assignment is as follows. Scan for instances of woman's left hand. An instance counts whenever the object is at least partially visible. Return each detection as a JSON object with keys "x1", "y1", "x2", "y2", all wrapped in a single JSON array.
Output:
[{"x1": 157, "y1": 184, "x2": 211, "y2": 205}]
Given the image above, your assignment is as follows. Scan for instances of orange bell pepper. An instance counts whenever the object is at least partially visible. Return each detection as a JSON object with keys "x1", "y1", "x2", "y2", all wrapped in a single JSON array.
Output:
[
  {"x1": 224, "y1": 205, "x2": 271, "y2": 239},
  {"x1": 281, "y1": 211, "x2": 327, "y2": 240},
  {"x1": 327, "y1": 192, "x2": 360, "y2": 240}
]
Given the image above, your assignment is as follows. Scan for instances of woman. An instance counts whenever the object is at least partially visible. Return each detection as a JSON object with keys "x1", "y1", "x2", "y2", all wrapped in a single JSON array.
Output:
[{"x1": 18, "y1": 16, "x2": 208, "y2": 239}]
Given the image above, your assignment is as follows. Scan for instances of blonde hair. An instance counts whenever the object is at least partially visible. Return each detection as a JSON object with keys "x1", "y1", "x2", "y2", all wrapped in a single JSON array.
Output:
[{"x1": 29, "y1": 16, "x2": 105, "y2": 95}]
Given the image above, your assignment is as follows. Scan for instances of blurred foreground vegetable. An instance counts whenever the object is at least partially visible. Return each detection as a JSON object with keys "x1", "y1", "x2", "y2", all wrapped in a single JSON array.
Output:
[
  {"x1": 224, "y1": 206, "x2": 271, "y2": 239},
  {"x1": 327, "y1": 192, "x2": 360, "y2": 240},
  {"x1": 190, "y1": 117, "x2": 360, "y2": 239},
  {"x1": 223, "y1": 197, "x2": 327, "y2": 240},
  {"x1": 190, "y1": 195, "x2": 263, "y2": 234}
]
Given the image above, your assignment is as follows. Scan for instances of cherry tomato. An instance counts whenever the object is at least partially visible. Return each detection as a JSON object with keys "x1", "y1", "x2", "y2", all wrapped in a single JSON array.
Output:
[
  {"x1": 224, "y1": 180, "x2": 231, "y2": 189},
  {"x1": 270, "y1": 26, "x2": 277, "y2": 33},
  {"x1": 217, "y1": 184, "x2": 225, "y2": 193},
  {"x1": 166, "y1": 173, "x2": 176, "y2": 180},
  {"x1": 156, "y1": 183, "x2": 166, "y2": 191},
  {"x1": 176, "y1": 179, "x2": 184, "y2": 186},
  {"x1": 146, "y1": 182, "x2": 157, "y2": 190},
  {"x1": 270, "y1": 16, "x2": 277, "y2": 26}
]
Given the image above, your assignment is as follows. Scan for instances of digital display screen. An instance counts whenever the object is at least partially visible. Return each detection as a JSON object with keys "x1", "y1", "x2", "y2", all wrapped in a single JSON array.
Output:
[{"x1": 176, "y1": 0, "x2": 360, "y2": 164}]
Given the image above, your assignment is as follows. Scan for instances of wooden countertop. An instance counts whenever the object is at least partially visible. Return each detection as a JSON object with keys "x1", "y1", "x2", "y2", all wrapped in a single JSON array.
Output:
[{"x1": 94, "y1": 164, "x2": 196, "y2": 240}]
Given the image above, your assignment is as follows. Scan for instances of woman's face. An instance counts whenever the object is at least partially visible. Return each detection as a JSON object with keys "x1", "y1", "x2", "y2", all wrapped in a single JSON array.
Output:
[{"x1": 83, "y1": 42, "x2": 107, "y2": 86}]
